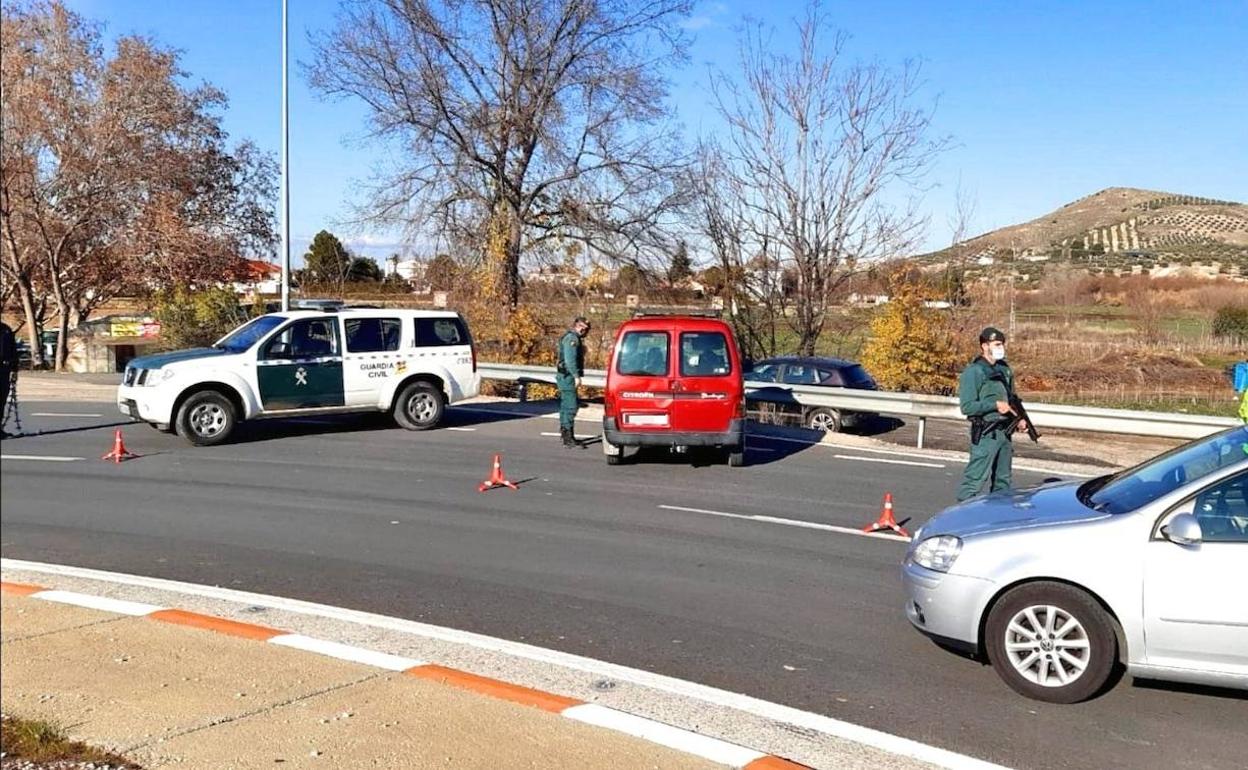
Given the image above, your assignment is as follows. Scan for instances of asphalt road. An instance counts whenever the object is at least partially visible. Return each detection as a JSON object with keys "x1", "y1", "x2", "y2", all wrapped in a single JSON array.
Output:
[{"x1": 2, "y1": 400, "x2": 1245, "y2": 770}]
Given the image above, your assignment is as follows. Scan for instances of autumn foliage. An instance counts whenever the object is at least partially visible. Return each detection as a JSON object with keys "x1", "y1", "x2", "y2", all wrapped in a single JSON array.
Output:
[{"x1": 861, "y1": 271, "x2": 959, "y2": 394}]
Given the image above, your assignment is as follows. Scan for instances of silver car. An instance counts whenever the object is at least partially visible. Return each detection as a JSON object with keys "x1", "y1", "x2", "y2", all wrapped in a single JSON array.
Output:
[{"x1": 902, "y1": 426, "x2": 1248, "y2": 703}]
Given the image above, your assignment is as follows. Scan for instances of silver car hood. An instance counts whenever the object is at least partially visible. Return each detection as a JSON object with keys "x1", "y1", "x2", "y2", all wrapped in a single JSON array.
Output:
[{"x1": 919, "y1": 481, "x2": 1111, "y2": 540}]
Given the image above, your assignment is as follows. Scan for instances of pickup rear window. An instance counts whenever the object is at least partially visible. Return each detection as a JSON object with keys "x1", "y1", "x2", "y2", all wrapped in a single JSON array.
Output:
[{"x1": 617, "y1": 331, "x2": 669, "y2": 376}]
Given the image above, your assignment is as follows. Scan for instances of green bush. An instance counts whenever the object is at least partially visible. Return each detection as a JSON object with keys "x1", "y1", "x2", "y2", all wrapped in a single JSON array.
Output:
[
  {"x1": 1212, "y1": 304, "x2": 1248, "y2": 343},
  {"x1": 153, "y1": 286, "x2": 250, "y2": 350}
]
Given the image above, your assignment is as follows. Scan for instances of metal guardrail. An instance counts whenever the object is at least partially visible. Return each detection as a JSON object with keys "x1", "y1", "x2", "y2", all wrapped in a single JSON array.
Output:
[{"x1": 476, "y1": 363, "x2": 1241, "y2": 446}]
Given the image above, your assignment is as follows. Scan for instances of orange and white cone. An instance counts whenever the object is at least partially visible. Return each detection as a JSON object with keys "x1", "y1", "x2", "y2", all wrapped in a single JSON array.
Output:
[
  {"x1": 101, "y1": 428, "x2": 139, "y2": 463},
  {"x1": 478, "y1": 453, "x2": 519, "y2": 492},
  {"x1": 862, "y1": 492, "x2": 910, "y2": 537}
]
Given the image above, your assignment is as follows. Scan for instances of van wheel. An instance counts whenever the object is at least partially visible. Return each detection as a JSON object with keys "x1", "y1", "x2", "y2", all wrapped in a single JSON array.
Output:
[
  {"x1": 985, "y1": 582, "x2": 1117, "y2": 703},
  {"x1": 176, "y1": 391, "x2": 237, "y2": 446},
  {"x1": 395, "y1": 381, "x2": 444, "y2": 430},
  {"x1": 806, "y1": 408, "x2": 842, "y2": 433},
  {"x1": 604, "y1": 438, "x2": 623, "y2": 465}
]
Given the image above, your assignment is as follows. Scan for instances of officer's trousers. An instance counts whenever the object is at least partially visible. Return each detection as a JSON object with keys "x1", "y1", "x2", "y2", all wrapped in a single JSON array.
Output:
[
  {"x1": 957, "y1": 430, "x2": 1013, "y2": 501},
  {"x1": 556, "y1": 372, "x2": 578, "y2": 432}
]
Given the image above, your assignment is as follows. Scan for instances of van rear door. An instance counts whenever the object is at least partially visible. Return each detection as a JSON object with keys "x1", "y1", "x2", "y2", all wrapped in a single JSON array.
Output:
[
  {"x1": 612, "y1": 329, "x2": 673, "y2": 432},
  {"x1": 671, "y1": 328, "x2": 738, "y2": 434}
]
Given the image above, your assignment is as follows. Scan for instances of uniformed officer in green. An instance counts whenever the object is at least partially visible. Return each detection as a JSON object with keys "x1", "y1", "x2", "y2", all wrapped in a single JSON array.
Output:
[
  {"x1": 557, "y1": 316, "x2": 591, "y2": 448},
  {"x1": 957, "y1": 327, "x2": 1028, "y2": 501}
]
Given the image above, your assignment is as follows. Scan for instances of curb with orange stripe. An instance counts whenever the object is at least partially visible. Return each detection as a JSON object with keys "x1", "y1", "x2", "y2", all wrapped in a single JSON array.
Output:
[{"x1": 2, "y1": 580, "x2": 807, "y2": 769}]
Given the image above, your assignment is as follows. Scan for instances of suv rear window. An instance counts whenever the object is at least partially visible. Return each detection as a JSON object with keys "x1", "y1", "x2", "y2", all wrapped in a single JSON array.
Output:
[
  {"x1": 617, "y1": 331, "x2": 669, "y2": 376},
  {"x1": 680, "y1": 332, "x2": 731, "y2": 376},
  {"x1": 416, "y1": 317, "x2": 469, "y2": 347},
  {"x1": 345, "y1": 317, "x2": 401, "y2": 353}
]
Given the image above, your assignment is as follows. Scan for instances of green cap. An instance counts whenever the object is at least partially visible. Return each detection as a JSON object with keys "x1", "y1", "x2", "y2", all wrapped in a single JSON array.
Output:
[{"x1": 979, "y1": 327, "x2": 1006, "y2": 343}]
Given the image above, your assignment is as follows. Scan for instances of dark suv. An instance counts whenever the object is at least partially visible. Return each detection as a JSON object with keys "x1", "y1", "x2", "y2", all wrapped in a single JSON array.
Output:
[{"x1": 744, "y1": 356, "x2": 879, "y2": 432}]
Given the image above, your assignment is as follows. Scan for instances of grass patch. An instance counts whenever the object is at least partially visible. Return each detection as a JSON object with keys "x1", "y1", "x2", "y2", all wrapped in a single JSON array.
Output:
[
  {"x1": 1030, "y1": 394, "x2": 1238, "y2": 417},
  {"x1": 0, "y1": 714, "x2": 141, "y2": 768}
]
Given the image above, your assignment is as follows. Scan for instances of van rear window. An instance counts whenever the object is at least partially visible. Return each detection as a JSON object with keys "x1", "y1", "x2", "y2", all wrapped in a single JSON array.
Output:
[
  {"x1": 680, "y1": 332, "x2": 731, "y2": 376},
  {"x1": 416, "y1": 317, "x2": 469, "y2": 347},
  {"x1": 617, "y1": 331, "x2": 669, "y2": 376}
]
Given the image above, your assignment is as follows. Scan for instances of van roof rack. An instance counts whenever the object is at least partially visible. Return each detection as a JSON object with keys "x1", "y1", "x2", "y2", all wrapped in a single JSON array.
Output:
[{"x1": 631, "y1": 308, "x2": 722, "y2": 319}]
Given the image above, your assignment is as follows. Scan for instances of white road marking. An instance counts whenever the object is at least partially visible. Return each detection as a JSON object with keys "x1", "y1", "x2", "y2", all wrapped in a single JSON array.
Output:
[
  {"x1": 269, "y1": 634, "x2": 425, "y2": 671},
  {"x1": 755, "y1": 433, "x2": 1098, "y2": 477},
  {"x1": 33, "y1": 590, "x2": 163, "y2": 616},
  {"x1": 31, "y1": 412, "x2": 103, "y2": 417},
  {"x1": 453, "y1": 405, "x2": 598, "y2": 423},
  {"x1": 3, "y1": 558, "x2": 1006, "y2": 770},
  {"x1": 658, "y1": 505, "x2": 910, "y2": 542},
  {"x1": 0, "y1": 454, "x2": 84, "y2": 462},
  {"x1": 445, "y1": 427, "x2": 477, "y2": 432},
  {"x1": 831, "y1": 454, "x2": 944, "y2": 468},
  {"x1": 562, "y1": 704, "x2": 764, "y2": 767}
]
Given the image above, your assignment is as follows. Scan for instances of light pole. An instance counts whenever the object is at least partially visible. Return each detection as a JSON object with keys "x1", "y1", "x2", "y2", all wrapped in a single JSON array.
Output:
[{"x1": 279, "y1": 0, "x2": 291, "y2": 311}]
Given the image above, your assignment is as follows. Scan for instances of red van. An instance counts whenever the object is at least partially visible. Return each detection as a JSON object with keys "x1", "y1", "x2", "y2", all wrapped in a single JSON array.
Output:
[{"x1": 602, "y1": 314, "x2": 746, "y2": 466}]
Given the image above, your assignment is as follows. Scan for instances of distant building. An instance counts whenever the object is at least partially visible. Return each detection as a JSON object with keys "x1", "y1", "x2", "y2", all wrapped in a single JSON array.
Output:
[
  {"x1": 64, "y1": 315, "x2": 162, "y2": 373},
  {"x1": 229, "y1": 259, "x2": 281, "y2": 296}
]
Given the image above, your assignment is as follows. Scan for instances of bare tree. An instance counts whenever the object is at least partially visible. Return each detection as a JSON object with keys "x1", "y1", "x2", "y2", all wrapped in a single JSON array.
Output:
[
  {"x1": 694, "y1": 4, "x2": 948, "y2": 356},
  {"x1": 1, "y1": 1, "x2": 277, "y2": 369},
  {"x1": 308, "y1": 0, "x2": 694, "y2": 312}
]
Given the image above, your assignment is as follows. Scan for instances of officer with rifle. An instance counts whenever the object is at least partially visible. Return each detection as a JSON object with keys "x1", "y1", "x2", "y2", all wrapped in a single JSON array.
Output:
[{"x1": 956, "y1": 327, "x2": 1038, "y2": 501}]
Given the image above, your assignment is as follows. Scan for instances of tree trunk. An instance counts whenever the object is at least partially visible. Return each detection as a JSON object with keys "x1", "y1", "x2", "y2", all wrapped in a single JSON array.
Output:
[
  {"x1": 54, "y1": 306, "x2": 70, "y2": 372},
  {"x1": 13, "y1": 273, "x2": 48, "y2": 369},
  {"x1": 504, "y1": 212, "x2": 523, "y2": 312}
]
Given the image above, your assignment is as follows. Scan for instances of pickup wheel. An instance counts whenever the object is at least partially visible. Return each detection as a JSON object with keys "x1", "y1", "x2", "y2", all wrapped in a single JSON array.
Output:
[
  {"x1": 175, "y1": 391, "x2": 237, "y2": 446},
  {"x1": 394, "y1": 381, "x2": 445, "y2": 430}
]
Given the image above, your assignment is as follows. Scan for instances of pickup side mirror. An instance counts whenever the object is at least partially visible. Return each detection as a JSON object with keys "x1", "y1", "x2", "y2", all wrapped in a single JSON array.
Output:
[{"x1": 1161, "y1": 513, "x2": 1203, "y2": 547}]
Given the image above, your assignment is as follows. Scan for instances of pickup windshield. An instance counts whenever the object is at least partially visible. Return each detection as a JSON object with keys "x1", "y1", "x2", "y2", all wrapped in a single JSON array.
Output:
[{"x1": 215, "y1": 315, "x2": 286, "y2": 353}]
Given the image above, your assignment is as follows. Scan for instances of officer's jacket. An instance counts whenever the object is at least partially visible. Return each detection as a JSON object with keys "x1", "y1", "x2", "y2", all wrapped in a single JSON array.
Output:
[
  {"x1": 958, "y1": 357, "x2": 1014, "y2": 423},
  {"x1": 557, "y1": 331, "x2": 584, "y2": 377}
]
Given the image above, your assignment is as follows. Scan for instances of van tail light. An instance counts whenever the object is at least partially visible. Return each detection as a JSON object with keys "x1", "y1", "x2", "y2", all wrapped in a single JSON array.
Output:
[{"x1": 604, "y1": 394, "x2": 615, "y2": 416}]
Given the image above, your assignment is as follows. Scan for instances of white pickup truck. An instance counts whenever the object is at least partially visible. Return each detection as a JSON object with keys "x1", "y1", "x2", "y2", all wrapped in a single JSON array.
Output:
[{"x1": 118, "y1": 308, "x2": 479, "y2": 445}]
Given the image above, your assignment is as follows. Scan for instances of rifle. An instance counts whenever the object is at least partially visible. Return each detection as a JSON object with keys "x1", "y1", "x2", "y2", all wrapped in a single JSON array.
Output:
[{"x1": 988, "y1": 371, "x2": 1040, "y2": 443}]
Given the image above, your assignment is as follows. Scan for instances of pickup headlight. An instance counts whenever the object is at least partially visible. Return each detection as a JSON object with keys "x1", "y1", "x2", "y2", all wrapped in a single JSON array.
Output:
[{"x1": 911, "y1": 535, "x2": 962, "y2": 572}]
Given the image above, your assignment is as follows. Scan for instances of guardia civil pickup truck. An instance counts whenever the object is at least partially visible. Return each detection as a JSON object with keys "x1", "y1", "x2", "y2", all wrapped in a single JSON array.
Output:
[{"x1": 118, "y1": 308, "x2": 478, "y2": 445}]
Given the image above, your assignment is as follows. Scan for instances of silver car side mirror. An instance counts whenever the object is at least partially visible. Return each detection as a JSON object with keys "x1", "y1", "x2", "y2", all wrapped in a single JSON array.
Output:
[{"x1": 1161, "y1": 513, "x2": 1203, "y2": 546}]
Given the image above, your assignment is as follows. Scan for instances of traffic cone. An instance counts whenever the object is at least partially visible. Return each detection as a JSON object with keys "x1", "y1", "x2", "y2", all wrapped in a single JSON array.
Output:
[
  {"x1": 862, "y1": 492, "x2": 910, "y2": 537},
  {"x1": 101, "y1": 429, "x2": 139, "y2": 463},
  {"x1": 478, "y1": 453, "x2": 519, "y2": 492}
]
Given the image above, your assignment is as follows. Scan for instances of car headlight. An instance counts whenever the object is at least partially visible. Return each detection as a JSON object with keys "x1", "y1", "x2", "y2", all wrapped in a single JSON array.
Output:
[{"x1": 910, "y1": 535, "x2": 962, "y2": 572}]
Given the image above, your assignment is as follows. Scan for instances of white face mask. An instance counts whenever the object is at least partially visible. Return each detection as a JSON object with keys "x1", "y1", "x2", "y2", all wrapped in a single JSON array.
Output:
[{"x1": 988, "y1": 344, "x2": 1006, "y2": 362}]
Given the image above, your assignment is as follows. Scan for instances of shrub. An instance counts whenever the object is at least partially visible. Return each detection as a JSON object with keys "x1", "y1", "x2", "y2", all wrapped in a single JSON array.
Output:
[
  {"x1": 1212, "y1": 304, "x2": 1248, "y2": 343},
  {"x1": 152, "y1": 286, "x2": 249, "y2": 350}
]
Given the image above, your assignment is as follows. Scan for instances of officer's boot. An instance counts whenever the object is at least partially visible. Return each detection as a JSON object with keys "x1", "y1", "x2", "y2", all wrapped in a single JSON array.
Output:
[{"x1": 561, "y1": 427, "x2": 575, "y2": 448}]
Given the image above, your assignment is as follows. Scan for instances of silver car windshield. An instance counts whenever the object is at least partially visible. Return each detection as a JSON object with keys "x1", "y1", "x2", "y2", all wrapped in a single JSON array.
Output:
[{"x1": 1079, "y1": 426, "x2": 1248, "y2": 514}]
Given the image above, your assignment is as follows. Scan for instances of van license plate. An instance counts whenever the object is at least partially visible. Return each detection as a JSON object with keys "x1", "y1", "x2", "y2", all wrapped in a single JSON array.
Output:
[{"x1": 625, "y1": 414, "x2": 668, "y2": 426}]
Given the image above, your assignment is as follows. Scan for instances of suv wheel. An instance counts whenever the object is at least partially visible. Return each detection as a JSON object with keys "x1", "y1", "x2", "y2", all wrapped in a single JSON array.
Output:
[
  {"x1": 985, "y1": 582, "x2": 1118, "y2": 703},
  {"x1": 395, "y1": 381, "x2": 445, "y2": 430},
  {"x1": 806, "y1": 407, "x2": 842, "y2": 433},
  {"x1": 176, "y1": 391, "x2": 237, "y2": 446}
]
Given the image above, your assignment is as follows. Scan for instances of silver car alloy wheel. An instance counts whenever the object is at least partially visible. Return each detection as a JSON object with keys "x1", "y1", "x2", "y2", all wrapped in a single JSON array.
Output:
[
  {"x1": 188, "y1": 403, "x2": 226, "y2": 438},
  {"x1": 408, "y1": 391, "x2": 437, "y2": 423},
  {"x1": 1004, "y1": 605, "x2": 1091, "y2": 688}
]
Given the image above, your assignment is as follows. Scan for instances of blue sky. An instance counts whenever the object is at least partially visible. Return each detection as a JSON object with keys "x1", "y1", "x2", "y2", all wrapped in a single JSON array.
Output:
[{"x1": 60, "y1": 0, "x2": 1248, "y2": 264}]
